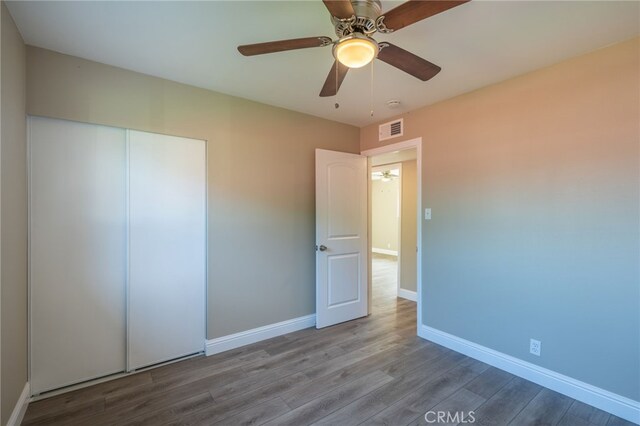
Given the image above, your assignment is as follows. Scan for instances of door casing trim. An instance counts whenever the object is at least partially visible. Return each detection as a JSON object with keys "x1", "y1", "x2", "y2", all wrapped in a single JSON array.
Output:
[{"x1": 362, "y1": 137, "x2": 423, "y2": 330}]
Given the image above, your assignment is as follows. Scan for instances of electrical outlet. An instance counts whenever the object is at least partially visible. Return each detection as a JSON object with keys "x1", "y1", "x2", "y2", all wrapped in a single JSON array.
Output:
[{"x1": 530, "y1": 339, "x2": 541, "y2": 356}]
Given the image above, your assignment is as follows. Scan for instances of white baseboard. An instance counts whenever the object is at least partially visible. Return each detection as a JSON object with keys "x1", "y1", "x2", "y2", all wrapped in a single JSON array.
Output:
[
  {"x1": 206, "y1": 314, "x2": 316, "y2": 356},
  {"x1": 419, "y1": 325, "x2": 640, "y2": 425},
  {"x1": 397, "y1": 288, "x2": 417, "y2": 302},
  {"x1": 7, "y1": 382, "x2": 30, "y2": 426},
  {"x1": 372, "y1": 248, "x2": 398, "y2": 256}
]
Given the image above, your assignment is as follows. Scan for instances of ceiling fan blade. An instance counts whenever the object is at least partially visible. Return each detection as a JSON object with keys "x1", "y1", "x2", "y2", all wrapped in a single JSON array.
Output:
[
  {"x1": 238, "y1": 37, "x2": 332, "y2": 56},
  {"x1": 323, "y1": 0, "x2": 355, "y2": 19},
  {"x1": 377, "y1": 43, "x2": 441, "y2": 81},
  {"x1": 320, "y1": 60, "x2": 349, "y2": 97},
  {"x1": 380, "y1": 0, "x2": 469, "y2": 32}
]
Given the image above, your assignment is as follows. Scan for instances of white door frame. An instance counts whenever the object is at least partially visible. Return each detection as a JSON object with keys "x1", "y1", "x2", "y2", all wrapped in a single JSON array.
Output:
[{"x1": 361, "y1": 137, "x2": 423, "y2": 331}]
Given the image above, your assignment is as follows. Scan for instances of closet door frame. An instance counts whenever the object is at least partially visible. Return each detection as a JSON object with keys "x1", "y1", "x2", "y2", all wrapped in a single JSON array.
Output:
[{"x1": 27, "y1": 117, "x2": 208, "y2": 394}]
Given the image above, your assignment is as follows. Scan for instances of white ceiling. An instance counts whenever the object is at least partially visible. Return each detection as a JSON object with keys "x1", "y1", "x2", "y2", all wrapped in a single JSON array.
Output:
[{"x1": 6, "y1": 1, "x2": 639, "y2": 127}]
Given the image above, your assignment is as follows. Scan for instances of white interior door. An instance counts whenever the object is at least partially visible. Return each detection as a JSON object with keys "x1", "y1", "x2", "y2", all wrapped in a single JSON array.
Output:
[
  {"x1": 315, "y1": 149, "x2": 368, "y2": 328},
  {"x1": 30, "y1": 117, "x2": 127, "y2": 394},
  {"x1": 127, "y1": 130, "x2": 206, "y2": 370}
]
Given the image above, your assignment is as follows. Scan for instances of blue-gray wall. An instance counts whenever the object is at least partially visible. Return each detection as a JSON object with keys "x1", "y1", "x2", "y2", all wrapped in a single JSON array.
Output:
[{"x1": 362, "y1": 37, "x2": 640, "y2": 401}]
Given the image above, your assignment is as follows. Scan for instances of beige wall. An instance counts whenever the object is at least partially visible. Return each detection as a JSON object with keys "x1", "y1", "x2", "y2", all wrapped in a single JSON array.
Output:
[
  {"x1": 360, "y1": 37, "x2": 640, "y2": 400},
  {"x1": 371, "y1": 168, "x2": 399, "y2": 253},
  {"x1": 1, "y1": 2, "x2": 28, "y2": 423},
  {"x1": 399, "y1": 160, "x2": 417, "y2": 293},
  {"x1": 26, "y1": 47, "x2": 360, "y2": 339}
]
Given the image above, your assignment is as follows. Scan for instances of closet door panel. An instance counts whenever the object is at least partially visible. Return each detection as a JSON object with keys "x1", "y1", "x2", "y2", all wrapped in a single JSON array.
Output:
[
  {"x1": 128, "y1": 131, "x2": 206, "y2": 370},
  {"x1": 30, "y1": 117, "x2": 127, "y2": 394}
]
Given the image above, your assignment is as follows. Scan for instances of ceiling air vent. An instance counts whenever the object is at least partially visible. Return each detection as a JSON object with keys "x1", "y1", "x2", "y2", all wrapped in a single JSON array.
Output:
[{"x1": 379, "y1": 118, "x2": 403, "y2": 141}]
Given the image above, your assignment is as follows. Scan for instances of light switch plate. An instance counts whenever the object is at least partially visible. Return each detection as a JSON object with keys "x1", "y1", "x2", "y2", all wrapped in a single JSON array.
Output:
[{"x1": 424, "y1": 208, "x2": 431, "y2": 220}]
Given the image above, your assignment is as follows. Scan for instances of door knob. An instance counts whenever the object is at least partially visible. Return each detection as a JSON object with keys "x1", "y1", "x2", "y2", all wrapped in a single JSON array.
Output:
[{"x1": 318, "y1": 245, "x2": 327, "y2": 252}]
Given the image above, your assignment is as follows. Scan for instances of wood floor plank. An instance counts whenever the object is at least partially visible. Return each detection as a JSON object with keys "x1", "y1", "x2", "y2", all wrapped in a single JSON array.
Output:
[
  {"x1": 380, "y1": 343, "x2": 453, "y2": 379},
  {"x1": 557, "y1": 413, "x2": 595, "y2": 426},
  {"x1": 54, "y1": 367, "x2": 246, "y2": 425},
  {"x1": 120, "y1": 392, "x2": 215, "y2": 426},
  {"x1": 259, "y1": 322, "x2": 360, "y2": 357},
  {"x1": 509, "y1": 388, "x2": 573, "y2": 425},
  {"x1": 206, "y1": 365, "x2": 300, "y2": 402},
  {"x1": 246, "y1": 309, "x2": 409, "y2": 374},
  {"x1": 212, "y1": 397, "x2": 291, "y2": 426},
  {"x1": 281, "y1": 338, "x2": 447, "y2": 411},
  {"x1": 361, "y1": 358, "x2": 489, "y2": 426},
  {"x1": 23, "y1": 372, "x2": 152, "y2": 423},
  {"x1": 314, "y1": 351, "x2": 469, "y2": 425},
  {"x1": 408, "y1": 388, "x2": 487, "y2": 426},
  {"x1": 242, "y1": 341, "x2": 345, "y2": 376},
  {"x1": 21, "y1": 398, "x2": 106, "y2": 426},
  {"x1": 210, "y1": 334, "x2": 289, "y2": 357},
  {"x1": 151, "y1": 358, "x2": 249, "y2": 390},
  {"x1": 264, "y1": 370, "x2": 394, "y2": 426},
  {"x1": 89, "y1": 372, "x2": 239, "y2": 425},
  {"x1": 104, "y1": 365, "x2": 246, "y2": 410},
  {"x1": 262, "y1": 310, "x2": 401, "y2": 358},
  {"x1": 606, "y1": 415, "x2": 639, "y2": 426},
  {"x1": 281, "y1": 345, "x2": 414, "y2": 409},
  {"x1": 211, "y1": 327, "x2": 418, "y2": 404},
  {"x1": 563, "y1": 400, "x2": 612, "y2": 426},
  {"x1": 337, "y1": 323, "x2": 414, "y2": 355},
  {"x1": 471, "y1": 377, "x2": 542, "y2": 425},
  {"x1": 172, "y1": 372, "x2": 310, "y2": 425},
  {"x1": 464, "y1": 366, "x2": 515, "y2": 399},
  {"x1": 150, "y1": 349, "x2": 271, "y2": 381},
  {"x1": 304, "y1": 335, "x2": 403, "y2": 380}
]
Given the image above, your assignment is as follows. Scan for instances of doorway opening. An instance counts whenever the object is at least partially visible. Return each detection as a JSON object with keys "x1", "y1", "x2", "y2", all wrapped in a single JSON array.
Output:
[
  {"x1": 369, "y1": 149, "x2": 418, "y2": 318},
  {"x1": 314, "y1": 138, "x2": 422, "y2": 331},
  {"x1": 371, "y1": 163, "x2": 400, "y2": 306},
  {"x1": 363, "y1": 138, "x2": 423, "y2": 331}
]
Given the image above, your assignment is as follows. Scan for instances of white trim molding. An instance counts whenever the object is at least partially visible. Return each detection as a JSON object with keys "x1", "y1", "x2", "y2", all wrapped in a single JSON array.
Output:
[
  {"x1": 397, "y1": 288, "x2": 417, "y2": 302},
  {"x1": 206, "y1": 314, "x2": 316, "y2": 356},
  {"x1": 361, "y1": 138, "x2": 420, "y2": 157},
  {"x1": 419, "y1": 325, "x2": 640, "y2": 424},
  {"x1": 7, "y1": 382, "x2": 30, "y2": 426},
  {"x1": 372, "y1": 248, "x2": 398, "y2": 256}
]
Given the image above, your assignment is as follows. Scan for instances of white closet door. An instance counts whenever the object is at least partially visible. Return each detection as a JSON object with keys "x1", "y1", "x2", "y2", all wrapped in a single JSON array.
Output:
[
  {"x1": 30, "y1": 117, "x2": 127, "y2": 394},
  {"x1": 128, "y1": 130, "x2": 206, "y2": 370}
]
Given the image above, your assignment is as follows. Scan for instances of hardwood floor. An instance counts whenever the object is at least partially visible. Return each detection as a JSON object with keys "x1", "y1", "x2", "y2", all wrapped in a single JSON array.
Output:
[{"x1": 23, "y1": 255, "x2": 632, "y2": 425}]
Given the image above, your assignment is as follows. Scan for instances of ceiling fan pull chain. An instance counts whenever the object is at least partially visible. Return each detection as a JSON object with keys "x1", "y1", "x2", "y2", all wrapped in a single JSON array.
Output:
[
  {"x1": 335, "y1": 60, "x2": 340, "y2": 108},
  {"x1": 370, "y1": 60, "x2": 375, "y2": 117}
]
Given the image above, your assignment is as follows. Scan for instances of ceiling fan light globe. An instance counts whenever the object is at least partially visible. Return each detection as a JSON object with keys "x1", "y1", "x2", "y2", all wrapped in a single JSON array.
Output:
[{"x1": 333, "y1": 37, "x2": 378, "y2": 69}]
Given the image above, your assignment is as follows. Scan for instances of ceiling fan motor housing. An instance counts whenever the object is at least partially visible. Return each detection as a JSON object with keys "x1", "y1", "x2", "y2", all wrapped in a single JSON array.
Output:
[{"x1": 332, "y1": 0, "x2": 382, "y2": 37}]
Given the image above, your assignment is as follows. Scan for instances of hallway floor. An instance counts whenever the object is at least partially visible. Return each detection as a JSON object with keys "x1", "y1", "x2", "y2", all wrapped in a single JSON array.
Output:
[{"x1": 372, "y1": 252, "x2": 399, "y2": 306}]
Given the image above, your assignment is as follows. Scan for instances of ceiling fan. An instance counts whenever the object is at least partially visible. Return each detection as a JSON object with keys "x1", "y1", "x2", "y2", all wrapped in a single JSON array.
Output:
[
  {"x1": 237, "y1": 0, "x2": 469, "y2": 97},
  {"x1": 372, "y1": 170, "x2": 400, "y2": 181}
]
